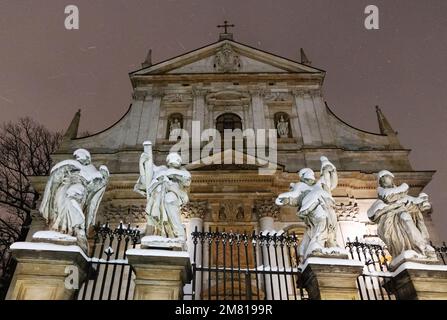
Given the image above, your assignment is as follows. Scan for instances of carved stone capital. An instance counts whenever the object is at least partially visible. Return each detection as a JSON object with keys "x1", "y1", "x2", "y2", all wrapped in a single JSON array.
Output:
[
  {"x1": 255, "y1": 199, "x2": 280, "y2": 219},
  {"x1": 291, "y1": 89, "x2": 304, "y2": 98},
  {"x1": 150, "y1": 87, "x2": 165, "y2": 98},
  {"x1": 309, "y1": 88, "x2": 323, "y2": 97},
  {"x1": 132, "y1": 90, "x2": 147, "y2": 101},
  {"x1": 335, "y1": 201, "x2": 359, "y2": 222},
  {"x1": 249, "y1": 86, "x2": 267, "y2": 97},
  {"x1": 101, "y1": 203, "x2": 146, "y2": 223},
  {"x1": 181, "y1": 201, "x2": 208, "y2": 220},
  {"x1": 191, "y1": 87, "x2": 209, "y2": 98}
]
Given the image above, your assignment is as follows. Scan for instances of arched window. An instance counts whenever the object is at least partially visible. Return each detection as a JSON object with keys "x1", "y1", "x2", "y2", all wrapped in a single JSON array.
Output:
[
  {"x1": 167, "y1": 113, "x2": 184, "y2": 140},
  {"x1": 274, "y1": 112, "x2": 292, "y2": 138},
  {"x1": 216, "y1": 113, "x2": 242, "y2": 136}
]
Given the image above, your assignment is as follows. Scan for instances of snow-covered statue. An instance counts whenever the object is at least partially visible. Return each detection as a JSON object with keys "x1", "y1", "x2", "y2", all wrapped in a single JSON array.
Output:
[
  {"x1": 39, "y1": 149, "x2": 109, "y2": 252},
  {"x1": 134, "y1": 141, "x2": 191, "y2": 246},
  {"x1": 169, "y1": 118, "x2": 182, "y2": 141},
  {"x1": 277, "y1": 115, "x2": 289, "y2": 138},
  {"x1": 275, "y1": 156, "x2": 343, "y2": 259},
  {"x1": 367, "y1": 170, "x2": 436, "y2": 261}
]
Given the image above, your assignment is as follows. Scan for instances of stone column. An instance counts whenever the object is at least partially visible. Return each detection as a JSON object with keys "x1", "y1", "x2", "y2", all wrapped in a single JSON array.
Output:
[
  {"x1": 126, "y1": 249, "x2": 192, "y2": 300},
  {"x1": 249, "y1": 87, "x2": 267, "y2": 130},
  {"x1": 256, "y1": 200, "x2": 280, "y2": 300},
  {"x1": 301, "y1": 257, "x2": 364, "y2": 300},
  {"x1": 385, "y1": 261, "x2": 447, "y2": 300},
  {"x1": 192, "y1": 87, "x2": 208, "y2": 130},
  {"x1": 182, "y1": 201, "x2": 207, "y2": 300},
  {"x1": 6, "y1": 242, "x2": 89, "y2": 300}
]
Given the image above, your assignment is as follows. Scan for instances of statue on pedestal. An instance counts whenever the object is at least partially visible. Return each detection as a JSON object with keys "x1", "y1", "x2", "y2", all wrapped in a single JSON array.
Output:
[
  {"x1": 169, "y1": 118, "x2": 182, "y2": 141},
  {"x1": 277, "y1": 115, "x2": 289, "y2": 138},
  {"x1": 39, "y1": 149, "x2": 109, "y2": 252},
  {"x1": 276, "y1": 156, "x2": 345, "y2": 259},
  {"x1": 367, "y1": 170, "x2": 436, "y2": 262},
  {"x1": 134, "y1": 142, "x2": 191, "y2": 249}
]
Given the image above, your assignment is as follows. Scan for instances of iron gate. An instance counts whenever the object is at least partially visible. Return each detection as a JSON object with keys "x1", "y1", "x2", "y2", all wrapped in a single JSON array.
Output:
[
  {"x1": 76, "y1": 223, "x2": 141, "y2": 300},
  {"x1": 189, "y1": 228, "x2": 307, "y2": 300}
]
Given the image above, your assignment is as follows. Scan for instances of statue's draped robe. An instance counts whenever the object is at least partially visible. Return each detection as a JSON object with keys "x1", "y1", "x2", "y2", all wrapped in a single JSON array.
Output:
[
  {"x1": 367, "y1": 183, "x2": 431, "y2": 257},
  {"x1": 276, "y1": 165, "x2": 338, "y2": 258},
  {"x1": 39, "y1": 160, "x2": 107, "y2": 236},
  {"x1": 136, "y1": 165, "x2": 191, "y2": 238}
]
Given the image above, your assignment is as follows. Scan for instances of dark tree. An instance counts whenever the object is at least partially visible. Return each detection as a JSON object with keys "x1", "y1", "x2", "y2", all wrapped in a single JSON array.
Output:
[{"x1": 0, "y1": 117, "x2": 62, "y2": 246}]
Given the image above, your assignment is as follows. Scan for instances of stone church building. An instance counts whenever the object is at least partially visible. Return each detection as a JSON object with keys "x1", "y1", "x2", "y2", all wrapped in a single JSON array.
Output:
[{"x1": 26, "y1": 29, "x2": 439, "y2": 300}]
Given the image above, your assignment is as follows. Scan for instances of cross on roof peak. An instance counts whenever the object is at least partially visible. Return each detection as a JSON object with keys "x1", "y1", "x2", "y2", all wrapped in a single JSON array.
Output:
[{"x1": 217, "y1": 20, "x2": 235, "y2": 40}]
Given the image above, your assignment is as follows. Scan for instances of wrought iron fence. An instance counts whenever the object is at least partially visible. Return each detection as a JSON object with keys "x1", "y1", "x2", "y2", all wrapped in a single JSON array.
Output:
[
  {"x1": 189, "y1": 228, "x2": 307, "y2": 300},
  {"x1": 431, "y1": 241, "x2": 447, "y2": 265},
  {"x1": 345, "y1": 238, "x2": 395, "y2": 300},
  {"x1": 346, "y1": 238, "x2": 447, "y2": 300},
  {"x1": 76, "y1": 222, "x2": 141, "y2": 300}
]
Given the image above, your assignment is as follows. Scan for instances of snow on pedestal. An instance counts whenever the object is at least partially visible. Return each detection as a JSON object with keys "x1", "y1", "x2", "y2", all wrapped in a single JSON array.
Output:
[
  {"x1": 32, "y1": 231, "x2": 78, "y2": 246},
  {"x1": 7, "y1": 241, "x2": 89, "y2": 300},
  {"x1": 389, "y1": 249, "x2": 439, "y2": 271},
  {"x1": 300, "y1": 256, "x2": 364, "y2": 300},
  {"x1": 125, "y1": 247, "x2": 192, "y2": 300},
  {"x1": 140, "y1": 235, "x2": 186, "y2": 251}
]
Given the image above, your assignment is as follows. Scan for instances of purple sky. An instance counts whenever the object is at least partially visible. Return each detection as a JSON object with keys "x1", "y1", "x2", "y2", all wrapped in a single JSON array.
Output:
[{"x1": 0, "y1": 0, "x2": 446, "y2": 238}]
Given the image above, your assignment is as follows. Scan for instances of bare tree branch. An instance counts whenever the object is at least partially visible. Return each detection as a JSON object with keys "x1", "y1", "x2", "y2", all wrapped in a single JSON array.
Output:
[{"x1": 0, "y1": 117, "x2": 61, "y2": 257}]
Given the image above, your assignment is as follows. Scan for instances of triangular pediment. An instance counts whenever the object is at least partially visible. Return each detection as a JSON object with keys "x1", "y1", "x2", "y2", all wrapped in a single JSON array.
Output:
[
  {"x1": 131, "y1": 40, "x2": 324, "y2": 76},
  {"x1": 186, "y1": 149, "x2": 283, "y2": 175}
]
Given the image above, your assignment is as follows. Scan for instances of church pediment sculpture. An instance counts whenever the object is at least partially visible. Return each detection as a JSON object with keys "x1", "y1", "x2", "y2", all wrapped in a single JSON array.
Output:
[
  {"x1": 367, "y1": 170, "x2": 437, "y2": 267},
  {"x1": 275, "y1": 156, "x2": 347, "y2": 260},
  {"x1": 213, "y1": 43, "x2": 241, "y2": 73},
  {"x1": 134, "y1": 141, "x2": 191, "y2": 250},
  {"x1": 38, "y1": 149, "x2": 109, "y2": 252}
]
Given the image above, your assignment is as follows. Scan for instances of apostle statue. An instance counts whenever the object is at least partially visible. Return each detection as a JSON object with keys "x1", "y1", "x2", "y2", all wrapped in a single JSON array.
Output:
[
  {"x1": 39, "y1": 149, "x2": 109, "y2": 252},
  {"x1": 134, "y1": 141, "x2": 191, "y2": 242},
  {"x1": 169, "y1": 118, "x2": 182, "y2": 141},
  {"x1": 276, "y1": 156, "x2": 342, "y2": 259},
  {"x1": 277, "y1": 115, "x2": 289, "y2": 138},
  {"x1": 367, "y1": 170, "x2": 436, "y2": 260}
]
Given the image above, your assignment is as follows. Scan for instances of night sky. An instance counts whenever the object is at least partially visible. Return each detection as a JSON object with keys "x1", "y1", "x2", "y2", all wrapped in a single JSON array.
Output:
[{"x1": 0, "y1": 0, "x2": 446, "y2": 238}]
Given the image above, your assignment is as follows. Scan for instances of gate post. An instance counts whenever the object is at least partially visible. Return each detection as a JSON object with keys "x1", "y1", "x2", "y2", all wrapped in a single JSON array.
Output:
[
  {"x1": 384, "y1": 261, "x2": 447, "y2": 300},
  {"x1": 6, "y1": 242, "x2": 89, "y2": 300},
  {"x1": 126, "y1": 249, "x2": 192, "y2": 300},
  {"x1": 301, "y1": 257, "x2": 364, "y2": 300}
]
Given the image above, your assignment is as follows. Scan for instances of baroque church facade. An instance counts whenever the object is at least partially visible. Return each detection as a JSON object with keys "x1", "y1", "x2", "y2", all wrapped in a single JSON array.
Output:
[{"x1": 26, "y1": 30, "x2": 439, "y2": 299}]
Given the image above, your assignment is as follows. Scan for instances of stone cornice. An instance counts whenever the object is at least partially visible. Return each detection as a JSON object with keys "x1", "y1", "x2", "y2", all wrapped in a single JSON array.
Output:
[{"x1": 131, "y1": 73, "x2": 324, "y2": 88}]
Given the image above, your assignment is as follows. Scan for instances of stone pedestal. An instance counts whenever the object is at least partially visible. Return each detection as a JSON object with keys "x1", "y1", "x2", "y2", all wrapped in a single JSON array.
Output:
[
  {"x1": 301, "y1": 257, "x2": 364, "y2": 300},
  {"x1": 385, "y1": 262, "x2": 447, "y2": 300},
  {"x1": 126, "y1": 249, "x2": 192, "y2": 300},
  {"x1": 6, "y1": 242, "x2": 89, "y2": 300}
]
